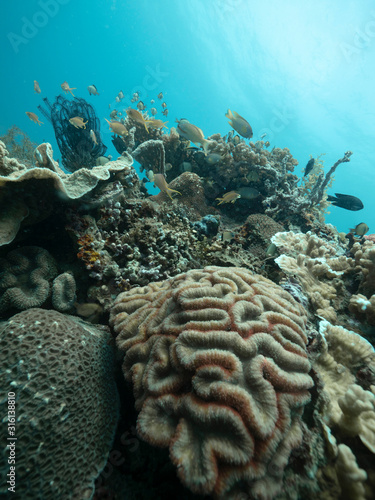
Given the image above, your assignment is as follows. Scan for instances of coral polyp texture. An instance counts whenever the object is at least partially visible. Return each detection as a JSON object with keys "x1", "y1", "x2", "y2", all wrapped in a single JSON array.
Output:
[
  {"x1": 110, "y1": 266, "x2": 314, "y2": 499},
  {"x1": 0, "y1": 308, "x2": 119, "y2": 499}
]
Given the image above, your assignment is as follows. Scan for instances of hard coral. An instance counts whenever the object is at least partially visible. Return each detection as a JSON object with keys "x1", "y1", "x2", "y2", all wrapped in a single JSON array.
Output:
[
  {"x1": 0, "y1": 308, "x2": 119, "y2": 499},
  {"x1": 110, "y1": 266, "x2": 313, "y2": 499},
  {"x1": 0, "y1": 246, "x2": 57, "y2": 315}
]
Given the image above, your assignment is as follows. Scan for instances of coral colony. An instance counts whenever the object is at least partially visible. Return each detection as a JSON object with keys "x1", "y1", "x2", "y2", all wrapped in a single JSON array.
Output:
[{"x1": 0, "y1": 97, "x2": 374, "y2": 500}]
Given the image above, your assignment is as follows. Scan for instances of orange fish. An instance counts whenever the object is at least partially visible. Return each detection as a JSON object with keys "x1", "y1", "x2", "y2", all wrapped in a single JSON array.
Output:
[
  {"x1": 25, "y1": 111, "x2": 43, "y2": 125},
  {"x1": 33, "y1": 80, "x2": 41, "y2": 94},
  {"x1": 61, "y1": 81, "x2": 76, "y2": 96}
]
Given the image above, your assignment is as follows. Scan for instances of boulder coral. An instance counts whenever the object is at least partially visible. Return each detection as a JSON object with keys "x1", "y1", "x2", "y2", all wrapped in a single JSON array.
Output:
[
  {"x1": 0, "y1": 308, "x2": 119, "y2": 499},
  {"x1": 110, "y1": 266, "x2": 313, "y2": 499}
]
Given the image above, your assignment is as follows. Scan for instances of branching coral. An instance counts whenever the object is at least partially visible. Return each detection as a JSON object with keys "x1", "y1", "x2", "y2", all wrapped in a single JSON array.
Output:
[{"x1": 110, "y1": 266, "x2": 313, "y2": 499}]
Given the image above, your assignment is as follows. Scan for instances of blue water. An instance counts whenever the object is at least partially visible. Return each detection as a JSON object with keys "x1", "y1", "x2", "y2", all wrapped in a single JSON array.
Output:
[{"x1": 1, "y1": 0, "x2": 374, "y2": 233}]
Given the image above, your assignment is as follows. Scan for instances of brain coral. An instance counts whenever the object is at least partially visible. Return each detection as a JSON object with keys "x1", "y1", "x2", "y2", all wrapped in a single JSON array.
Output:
[
  {"x1": 0, "y1": 308, "x2": 119, "y2": 499},
  {"x1": 0, "y1": 246, "x2": 58, "y2": 314},
  {"x1": 110, "y1": 266, "x2": 313, "y2": 499}
]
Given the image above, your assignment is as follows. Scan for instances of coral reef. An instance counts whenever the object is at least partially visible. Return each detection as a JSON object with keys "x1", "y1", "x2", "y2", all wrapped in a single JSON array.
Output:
[
  {"x1": 0, "y1": 308, "x2": 119, "y2": 499},
  {"x1": 110, "y1": 266, "x2": 313, "y2": 499}
]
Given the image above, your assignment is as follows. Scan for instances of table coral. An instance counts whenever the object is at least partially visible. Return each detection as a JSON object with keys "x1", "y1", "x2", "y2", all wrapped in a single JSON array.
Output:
[
  {"x1": 0, "y1": 308, "x2": 119, "y2": 499},
  {"x1": 110, "y1": 266, "x2": 313, "y2": 499},
  {"x1": 0, "y1": 246, "x2": 58, "y2": 314}
]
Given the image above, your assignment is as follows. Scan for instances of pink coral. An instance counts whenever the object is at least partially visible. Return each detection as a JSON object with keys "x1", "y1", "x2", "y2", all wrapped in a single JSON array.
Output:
[{"x1": 110, "y1": 266, "x2": 313, "y2": 499}]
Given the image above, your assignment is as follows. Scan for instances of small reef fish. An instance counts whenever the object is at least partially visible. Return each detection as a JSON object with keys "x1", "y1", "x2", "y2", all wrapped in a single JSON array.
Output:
[
  {"x1": 150, "y1": 107, "x2": 157, "y2": 116},
  {"x1": 225, "y1": 109, "x2": 253, "y2": 139},
  {"x1": 216, "y1": 191, "x2": 241, "y2": 205},
  {"x1": 132, "y1": 91, "x2": 140, "y2": 101},
  {"x1": 350, "y1": 222, "x2": 369, "y2": 236},
  {"x1": 265, "y1": 141, "x2": 270, "y2": 148},
  {"x1": 145, "y1": 119, "x2": 168, "y2": 130},
  {"x1": 25, "y1": 111, "x2": 43, "y2": 125},
  {"x1": 176, "y1": 119, "x2": 212, "y2": 152},
  {"x1": 154, "y1": 173, "x2": 181, "y2": 200},
  {"x1": 33, "y1": 80, "x2": 41, "y2": 93},
  {"x1": 69, "y1": 116, "x2": 88, "y2": 129},
  {"x1": 61, "y1": 81, "x2": 76, "y2": 96},
  {"x1": 233, "y1": 135, "x2": 241, "y2": 145},
  {"x1": 162, "y1": 109, "x2": 168, "y2": 117},
  {"x1": 260, "y1": 133, "x2": 267, "y2": 139},
  {"x1": 118, "y1": 91, "x2": 124, "y2": 100},
  {"x1": 126, "y1": 108, "x2": 149, "y2": 132},
  {"x1": 150, "y1": 99, "x2": 155, "y2": 104},
  {"x1": 87, "y1": 84, "x2": 99, "y2": 95},
  {"x1": 205, "y1": 153, "x2": 222, "y2": 165},
  {"x1": 109, "y1": 109, "x2": 118, "y2": 119},
  {"x1": 115, "y1": 96, "x2": 120, "y2": 102},
  {"x1": 90, "y1": 129, "x2": 98, "y2": 145},
  {"x1": 146, "y1": 170, "x2": 154, "y2": 182},
  {"x1": 236, "y1": 187, "x2": 260, "y2": 200},
  {"x1": 105, "y1": 118, "x2": 128, "y2": 137},
  {"x1": 161, "y1": 102, "x2": 167, "y2": 109},
  {"x1": 304, "y1": 158, "x2": 315, "y2": 176},
  {"x1": 327, "y1": 193, "x2": 364, "y2": 211},
  {"x1": 157, "y1": 92, "x2": 163, "y2": 100},
  {"x1": 137, "y1": 101, "x2": 146, "y2": 111}
]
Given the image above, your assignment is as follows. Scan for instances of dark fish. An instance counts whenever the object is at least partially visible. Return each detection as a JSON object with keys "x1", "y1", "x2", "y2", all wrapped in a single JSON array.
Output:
[
  {"x1": 350, "y1": 222, "x2": 369, "y2": 236},
  {"x1": 327, "y1": 193, "x2": 364, "y2": 211},
  {"x1": 304, "y1": 158, "x2": 315, "y2": 176}
]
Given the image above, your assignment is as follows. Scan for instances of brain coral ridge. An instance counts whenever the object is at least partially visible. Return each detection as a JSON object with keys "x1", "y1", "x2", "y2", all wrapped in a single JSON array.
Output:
[{"x1": 110, "y1": 266, "x2": 314, "y2": 499}]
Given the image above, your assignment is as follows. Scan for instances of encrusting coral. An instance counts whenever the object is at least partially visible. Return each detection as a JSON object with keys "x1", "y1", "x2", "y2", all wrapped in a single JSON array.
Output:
[
  {"x1": 110, "y1": 266, "x2": 313, "y2": 499},
  {"x1": 0, "y1": 308, "x2": 119, "y2": 499},
  {"x1": 313, "y1": 320, "x2": 375, "y2": 454},
  {"x1": 272, "y1": 231, "x2": 353, "y2": 321}
]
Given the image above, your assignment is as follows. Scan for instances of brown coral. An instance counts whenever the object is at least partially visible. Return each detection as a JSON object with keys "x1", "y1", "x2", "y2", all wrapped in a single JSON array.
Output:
[
  {"x1": 0, "y1": 308, "x2": 119, "y2": 499},
  {"x1": 110, "y1": 266, "x2": 313, "y2": 499}
]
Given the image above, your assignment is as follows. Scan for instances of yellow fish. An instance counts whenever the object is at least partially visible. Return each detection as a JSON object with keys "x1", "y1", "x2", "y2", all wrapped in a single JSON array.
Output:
[
  {"x1": 154, "y1": 173, "x2": 181, "y2": 200},
  {"x1": 145, "y1": 119, "x2": 168, "y2": 130},
  {"x1": 25, "y1": 111, "x2": 43, "y2": 125},
  {"x1": 176, "y1": 119, "x2": 212, "y2": 152},
  {"x1": 69, "y1": 116, "x2": 88, "y2": 129},
  {"x1": 126, "y1": 108, "x2": 149, "y2": 132},
  {"x1": 216, "y1": 191, "x2": 241, "y2": 205},
  {"x1": 105, "y1": 118, "x2": 128, "y2": 136},
  {"x1": 225, "y1": 109, "x2": 253, "y2": 139},
  {"x1": 33, "y1": 80, "x2": 41, "y2": 94},
  {"x1": 61, "y1": 81, "x2": 76, "y2": 96}
]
